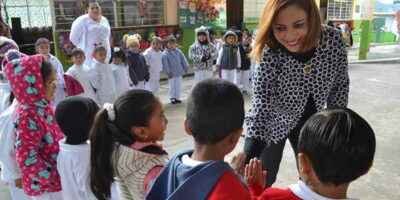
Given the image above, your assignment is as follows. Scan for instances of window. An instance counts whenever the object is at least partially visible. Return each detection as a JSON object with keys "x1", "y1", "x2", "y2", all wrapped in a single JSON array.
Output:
[
  {"x1": 2, "y1": 0, "x2": 52, "y2": 28},
  {"x1": 327, "y1": 0, "x2": 353, "y2": 20},
  {"x1": 52, "y1": 0, "x2": 164, "y2": 31}
]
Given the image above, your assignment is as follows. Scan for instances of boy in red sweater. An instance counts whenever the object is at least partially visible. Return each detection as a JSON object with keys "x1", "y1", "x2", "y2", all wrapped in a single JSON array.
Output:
[
  {"x1": 245, "y1": 108, "x2": 376, "y2": 200},
  {"x1": 147, "y1": 79, "x2": 251, "y2": 200}
]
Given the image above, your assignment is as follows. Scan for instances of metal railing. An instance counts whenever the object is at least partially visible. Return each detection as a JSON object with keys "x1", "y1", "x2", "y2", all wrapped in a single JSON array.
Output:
[{"x1": 2, "y1": 0, "x2": 52, "y2": 28}]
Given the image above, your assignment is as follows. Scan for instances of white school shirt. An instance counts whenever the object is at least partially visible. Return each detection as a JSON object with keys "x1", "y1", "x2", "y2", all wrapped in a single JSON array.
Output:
[
  {"x1": 0, "y1": 100, "x2": 20, "y2": 183},
  {"x1": 0, "y1": 82, "x2": 11, "y2": 114},
  {"x1": 289, "y1": 181, "x2": 358, "y2": 200},
  {"x1": 111, "y1": 63, "x2": 131, "y2": 97},
  {"x1": 143, "y1": 47, "x2": 163, "y2": 75},
  {"x1": 48, "y1": 54, "x2": 66, "y2": 106},
  {"x1": 57, "y1": 139, "x2": 96, "y2": 200},
  {"x1": 70, "y1": 14, "x2": 111, "y2": 66},
  {"x1": 89, "y1": 59, "x2": 116, "y2": 106},
  {"x1": 66, "y1": 64, "x2": 97, "y2": 100}
]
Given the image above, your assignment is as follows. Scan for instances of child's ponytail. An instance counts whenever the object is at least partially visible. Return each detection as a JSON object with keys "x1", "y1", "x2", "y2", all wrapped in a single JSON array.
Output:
[
  {"x1": 89, "y1": 89, "x2": 158, "y2": 200},
  {"x1": 89, "y1": 108, "x2": 134, "y2": 200}
]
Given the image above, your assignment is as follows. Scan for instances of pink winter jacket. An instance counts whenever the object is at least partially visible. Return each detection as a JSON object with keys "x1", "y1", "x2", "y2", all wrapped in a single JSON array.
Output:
[{"x1": 4, "y1": 55, "x2": 63, "y2": 196}]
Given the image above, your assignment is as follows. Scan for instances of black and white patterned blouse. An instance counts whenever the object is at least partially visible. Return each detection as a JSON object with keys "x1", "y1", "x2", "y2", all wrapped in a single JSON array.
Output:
[{"x1": 245, "y1": 26, "x2": 349, "y2": 145}]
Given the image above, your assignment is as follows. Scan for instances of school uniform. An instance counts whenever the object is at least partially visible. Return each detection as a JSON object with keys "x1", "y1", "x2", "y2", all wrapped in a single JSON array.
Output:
[
  {"x1": 0, "y1": 101, "x2": 31, "y2": 200},
  {"x1": 161, "y1": 48, "x2": 189, "y2": 101},
  {"x1": 47, "y1": 54, "x2": 66, "y2": 106},
  {"x1": 147, "y1": 150, "x2": 251, "y2": 200},
  {"x1": 57, "y1": 139, "x2": 96, "y2": 200},
  {"x1": 126, "y1": 50, "x2": 149, "y2": 90},
  {"x1": 0, "y1": 82, "x2": 12, "y2": 113},
  {"x1": 217, "y1": 46, "x2": 241, "y2": 83},
  {"x1": 66, "y1": 64, "x2": 97, "y2": 100},
  {"x1": 217, "y1": 31, "x2": 241, "y2": 84},
  {"x1": 89, "y1": 59, "x2": 117, "y2": 105},
  {"x1": 111, "y1": 63, "x2": 131, "y2": 98},
  {"x1": 143, "y1": 47, "x2": 163, "y2": 94}
]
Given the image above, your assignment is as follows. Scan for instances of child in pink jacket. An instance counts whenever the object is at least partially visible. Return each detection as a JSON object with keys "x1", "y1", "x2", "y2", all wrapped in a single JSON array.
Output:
[{"x1": 4, "y1": 55, "x2": 63, "y2": 199}]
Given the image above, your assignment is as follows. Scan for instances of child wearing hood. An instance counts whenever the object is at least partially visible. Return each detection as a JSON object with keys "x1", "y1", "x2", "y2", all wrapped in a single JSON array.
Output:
[
  {"x1": 147, "y1": 79, "x2": 251, "y2": 200},
  {"x1": 4, "y1": 55, "x2": 64, "y2": 199},
  {"x1": 189, "y1": 26, "x2": 218, "y2": 85},
  {"x1": 216, "y1": 31, "x2": 241, "y2": 84},
  {"x1": 0, "y1": 50, "x2": 31, "y2": 200}
]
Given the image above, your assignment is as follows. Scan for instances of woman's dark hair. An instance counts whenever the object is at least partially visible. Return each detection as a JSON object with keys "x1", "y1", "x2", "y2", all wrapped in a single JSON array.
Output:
[
  {"x1": 298, "y1": 108, "x2": 376, "y2": 186},
  {"x1": 40, "y1": 60, "x2": 54, "y2": 83},
  {"x1": 90, "y1": 89, "x2": 158, "y2": 200}
]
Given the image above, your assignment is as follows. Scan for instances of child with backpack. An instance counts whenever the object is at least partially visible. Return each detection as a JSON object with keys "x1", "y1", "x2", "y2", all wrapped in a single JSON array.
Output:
[{"x1": 147, "y1": 79, "x2": 251, "y2": 200}]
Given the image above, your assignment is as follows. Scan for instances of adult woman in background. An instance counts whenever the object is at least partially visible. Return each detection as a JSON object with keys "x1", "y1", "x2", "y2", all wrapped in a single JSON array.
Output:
[
  {"x1": 70, "y1": 2, "x2": 111, "y2": 65},
  {"x1": 244, "y1": 0, "x2": 350, "y2": 186}
]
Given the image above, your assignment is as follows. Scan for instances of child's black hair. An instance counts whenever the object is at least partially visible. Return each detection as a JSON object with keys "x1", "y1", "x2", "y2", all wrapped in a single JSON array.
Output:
[
  {"x1": 55, "y1": 96, "x2": 99, "y2": 145},
  {"x1": 93, "y1": 46, "x2": 107, "y2": 54},
  {"x1": 71, "y1": 48, "x2": 85, "y2": 57},
  {"x1": 90, "y1": 89, "x2": 158, "y2": 200},
  {"x1": 112, "y1": 47, "x2": 126, "y2": 63},
  {"x1": 166, "y1": 35, "x2": 177, "y2": 43},
  {"x1": 40, "y1": 60, "x2": 54, "y2": 83},
  {"x1": 186, "y1": 79, "x2": 244, "y2": 144},
  {"x1": 298, "y1": 108, "x2": 376, "y2": 186}
]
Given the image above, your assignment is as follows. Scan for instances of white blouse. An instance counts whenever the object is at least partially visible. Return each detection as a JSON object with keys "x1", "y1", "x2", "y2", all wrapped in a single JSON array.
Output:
[{"x1": 70, "y1": 14, "x2": 111, "y2": 66}]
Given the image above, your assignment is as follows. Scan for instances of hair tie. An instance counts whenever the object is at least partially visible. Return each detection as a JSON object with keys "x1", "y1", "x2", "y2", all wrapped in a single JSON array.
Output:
[
  {"x1": 114, "y1": 47, "x2": 121, "y2": 52},
  {"x1": 103, "y1": 103, "x2": 115, "y2": 121}
]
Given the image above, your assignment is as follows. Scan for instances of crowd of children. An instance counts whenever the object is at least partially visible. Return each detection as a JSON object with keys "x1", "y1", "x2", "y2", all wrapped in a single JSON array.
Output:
[{"x1": 0, "y1": 26, "x2": 377, "y2": 200}]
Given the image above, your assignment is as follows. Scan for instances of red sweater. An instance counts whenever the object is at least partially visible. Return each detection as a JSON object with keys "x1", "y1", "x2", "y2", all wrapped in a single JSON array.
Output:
[
  {"x1": 249, "y1": 184, "x2": 301, "y2": 200},
  {"x1": 207, "y1": 171, "x2": 252, "y2": 200}
]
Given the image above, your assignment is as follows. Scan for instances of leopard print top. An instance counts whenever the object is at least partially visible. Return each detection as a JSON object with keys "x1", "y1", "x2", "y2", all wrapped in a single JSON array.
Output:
[{"x1": 245, "y1": 26, "x2": 349, "y2": 146}]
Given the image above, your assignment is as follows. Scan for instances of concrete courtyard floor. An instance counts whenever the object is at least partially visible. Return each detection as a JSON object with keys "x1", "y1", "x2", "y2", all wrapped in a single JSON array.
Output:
[{"x1": 1, "y1": 62, "x2": 400, "y2": 199}]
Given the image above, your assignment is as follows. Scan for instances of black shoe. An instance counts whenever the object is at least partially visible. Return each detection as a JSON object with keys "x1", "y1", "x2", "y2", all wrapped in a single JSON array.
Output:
[
  {"x1": 170, "y1": 98, "x2": 177, "y2": 104},
  {"x1": 175, "y1": 99, "x2": 182, "y2": 104}
]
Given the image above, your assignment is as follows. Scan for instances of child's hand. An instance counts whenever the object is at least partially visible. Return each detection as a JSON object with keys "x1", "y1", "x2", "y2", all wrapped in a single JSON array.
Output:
[
  {"x1": 15, "y1": 178, "x2": 22, "y2": 188},
  {"x1": 245, "y1": 158, "x2": 267, "y2": 188},
  {"x1": 230, "y1": 152, "x2": 246, "y2": 175}
]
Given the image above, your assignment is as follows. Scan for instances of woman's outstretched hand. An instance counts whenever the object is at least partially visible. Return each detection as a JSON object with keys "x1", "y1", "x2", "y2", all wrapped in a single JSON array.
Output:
[{"x1": 245, "y1": 158, "x2": 267, "y2": 188}]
